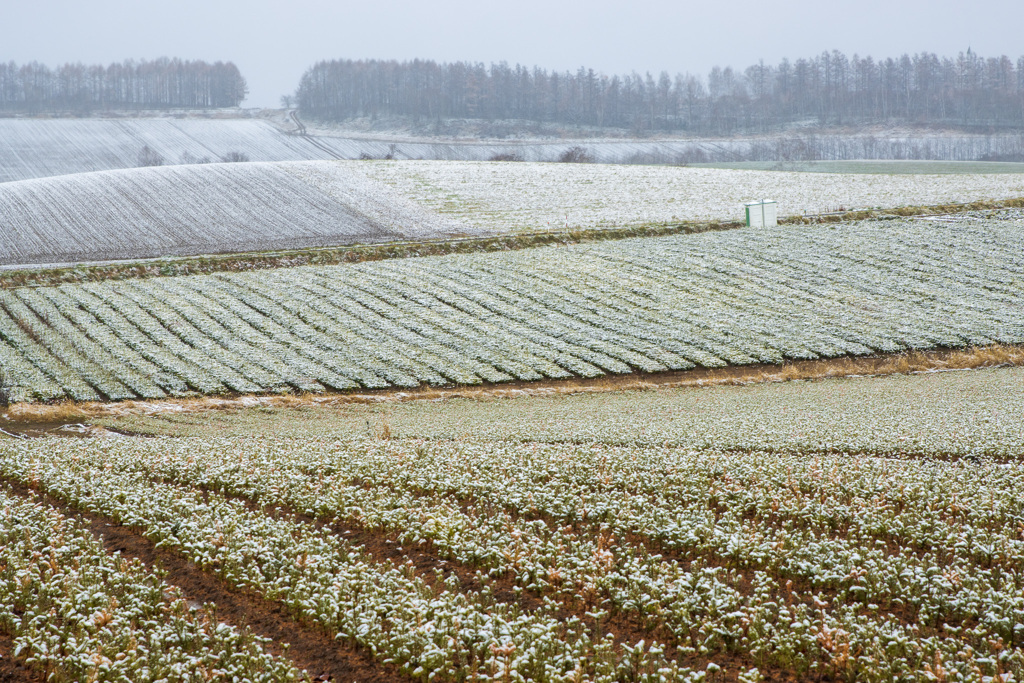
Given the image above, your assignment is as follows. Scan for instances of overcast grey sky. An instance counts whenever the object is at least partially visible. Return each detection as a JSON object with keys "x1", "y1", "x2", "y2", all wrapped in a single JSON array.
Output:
[{"x1": 3, "y1": 0, "x2": 1020, "y2": 108}]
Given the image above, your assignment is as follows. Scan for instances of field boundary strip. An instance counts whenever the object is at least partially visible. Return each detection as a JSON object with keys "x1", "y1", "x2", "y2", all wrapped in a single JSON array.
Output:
[
  {"x1": 5, "y1": 342, "x2": 1022, "y2": 425},
  {"x1": 2, "y1": 196, "x2": 1022, "y2": 289}
]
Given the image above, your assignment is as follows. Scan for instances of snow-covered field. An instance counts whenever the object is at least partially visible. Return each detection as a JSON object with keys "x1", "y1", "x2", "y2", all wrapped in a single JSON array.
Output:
[
  {"x1": 0, "y1": 118, "x2": 730, "y2": 182},
  {"x1": 0, "y1": 118, "x2": 780, "y2": 182},
  {"x1": 360, "y1": 160, "x2": 1024, "y2": 230},
  {"x1": 0, "y1": 212, "x2": 1020, "y2": 402},
  {"x1": 3, "y1": 159, "x2": 1024, "y2": 267},
  {"x1": 0, "y1": 162, "x2": 468, "y2": 266},
  {"x1": 0, "y1": 119, "x2": 337, "y2": 183},
  {"x1": 7, "y1": 118, "x2": 1021, "y2": 184}
]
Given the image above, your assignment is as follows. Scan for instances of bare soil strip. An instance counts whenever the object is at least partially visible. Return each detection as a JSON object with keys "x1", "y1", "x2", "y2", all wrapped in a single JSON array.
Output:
[
  {"x1": 5, "y1": 343, "x2": 1022, "y2": 426},
  {"x1": 0, "y1": 476, "x2": 403, "y2": 683}
]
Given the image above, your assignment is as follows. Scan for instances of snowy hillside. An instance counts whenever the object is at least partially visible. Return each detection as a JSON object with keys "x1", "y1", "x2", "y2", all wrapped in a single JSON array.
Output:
[
  {"x1": 0, "y1": 118, "x2": 708, "y2": 183},
  {"x1": 0, "y1": 118, "x2": 765, "y2": 182},
  {"x1": 3, "y1": 158, "x2": 1023, "y2": 268},
  {"x1": 0, "y1": 119, "x2": 339, "y2": 183},
  {"x1": 0, "y1": 161, "x2": 469, "y2": 267},
  {"x1": 4, "y1": 117, "x2": 1024, "y2": 184},
  {"x1": 360, "y1": 161, "x2": 1024, "y2": 231}
]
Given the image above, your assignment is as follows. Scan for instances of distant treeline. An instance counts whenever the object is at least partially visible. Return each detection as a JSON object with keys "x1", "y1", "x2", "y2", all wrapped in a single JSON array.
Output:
[
  {"x1": 296, "y1": 51, "x2": 1024, "y2": 133},
  {"x1": 0, "y1": 58, "x2": 248, "y2": 113}
]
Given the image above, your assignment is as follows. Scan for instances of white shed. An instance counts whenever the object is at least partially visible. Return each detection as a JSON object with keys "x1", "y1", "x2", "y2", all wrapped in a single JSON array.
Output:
[{"x1": 744, "y1": 199, "x2": 778, "y2": 227}]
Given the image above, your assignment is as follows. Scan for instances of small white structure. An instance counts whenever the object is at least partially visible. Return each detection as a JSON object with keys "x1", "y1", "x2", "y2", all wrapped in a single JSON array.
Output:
[{"x1": 744, "y1": 199, "x2": 778, "y2": 227}]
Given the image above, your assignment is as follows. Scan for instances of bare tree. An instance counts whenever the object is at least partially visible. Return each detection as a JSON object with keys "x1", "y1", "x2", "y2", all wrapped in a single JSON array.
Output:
[
  {"x1": 557, "y1": 146, "x2": 594, "y2": 163},
  {"x1": 137, "y1": 145, "x2": 164, "y2": 167}
]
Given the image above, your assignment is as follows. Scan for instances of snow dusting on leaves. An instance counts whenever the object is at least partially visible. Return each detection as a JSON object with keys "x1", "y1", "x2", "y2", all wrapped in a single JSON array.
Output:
[{"x1": 0, "y1": 212, "x2": 1020, "y2": 402}]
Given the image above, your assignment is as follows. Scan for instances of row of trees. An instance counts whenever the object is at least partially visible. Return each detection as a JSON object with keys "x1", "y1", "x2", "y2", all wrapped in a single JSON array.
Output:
[
  {"x1": 296, "y1": 51, "x2": 1024, "y2": 133},
  {"x1": 0, "y1": 58, "x2": 248, "y2": 113}
]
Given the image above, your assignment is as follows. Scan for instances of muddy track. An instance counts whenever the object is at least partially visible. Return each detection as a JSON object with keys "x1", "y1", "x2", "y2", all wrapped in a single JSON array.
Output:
[
  {"x1": 289, "y1": 110, "x2": 307, "y2": 136},
  {"x1": 0, "y1": 475, "x2": 404, "y2": 683},
  {"x1": 290, "y1": 111, "x2": 343, "y2": 160}
]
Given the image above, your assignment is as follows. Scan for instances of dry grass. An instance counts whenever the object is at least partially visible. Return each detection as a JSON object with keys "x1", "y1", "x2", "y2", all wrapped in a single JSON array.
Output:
[{"x1": 5, "y1": 344, "x2": 1023, "y2": 425}]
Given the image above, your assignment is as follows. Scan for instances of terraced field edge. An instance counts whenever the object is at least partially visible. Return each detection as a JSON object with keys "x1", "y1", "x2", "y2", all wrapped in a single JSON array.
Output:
[
  {"x1": 5, "y1": 342, "x2": 1022, "y2": 426},
  {"x1": 3, "y1": 196, "x2": 1022, "y2": 289}
]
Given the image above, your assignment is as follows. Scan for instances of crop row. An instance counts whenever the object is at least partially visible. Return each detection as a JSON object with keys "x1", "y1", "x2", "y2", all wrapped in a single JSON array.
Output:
[
  {"x1": 0, "y1": 440, "x2": 708, "y2": 683},
  {"x1": 3, "y1": 437, "x2": 1021, "y2": 682},
  {"x1": 0, "y1": 486, "x2": 304, "y2": 682},
  {"x1": 0, "y1": 213, "x2": 1022, "y2": 403},
  {"x1": 111, "y1": 439, "x2": 1024, "y2": 662}
]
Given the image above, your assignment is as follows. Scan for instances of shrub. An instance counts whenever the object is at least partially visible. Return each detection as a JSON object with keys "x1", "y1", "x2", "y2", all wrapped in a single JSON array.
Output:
[
  {"x1": 137, "y1": 145, "x2": 165, "y2": 167},
  {"x1": 557, "y1": 146, "x2": 594, "y2": 163},
  {"x1": 220, "y1": 151, "x2": 250, "y2": 163}
]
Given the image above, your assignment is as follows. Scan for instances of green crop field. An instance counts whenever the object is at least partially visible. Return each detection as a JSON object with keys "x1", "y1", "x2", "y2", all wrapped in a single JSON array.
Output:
[
  {"x1": 0, "y1": 211, "x2": 1021, "y2": 404},
  {"x1": 104, "y1": 363, "x2": 1024, "y2": 461},
  {"x1": 1, "y1": 364, "x2": 1021, "y2": 682}
]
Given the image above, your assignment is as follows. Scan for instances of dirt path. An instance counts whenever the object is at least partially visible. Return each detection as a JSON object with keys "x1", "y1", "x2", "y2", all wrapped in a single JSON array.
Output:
[{"x1": 289, "y1": 110, "x2": 307, "y2": 136}]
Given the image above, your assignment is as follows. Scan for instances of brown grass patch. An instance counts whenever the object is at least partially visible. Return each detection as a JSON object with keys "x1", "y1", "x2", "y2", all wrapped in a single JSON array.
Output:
[{"x1": 5, "y1": 343, "x2": 1023, "y2": 425}]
